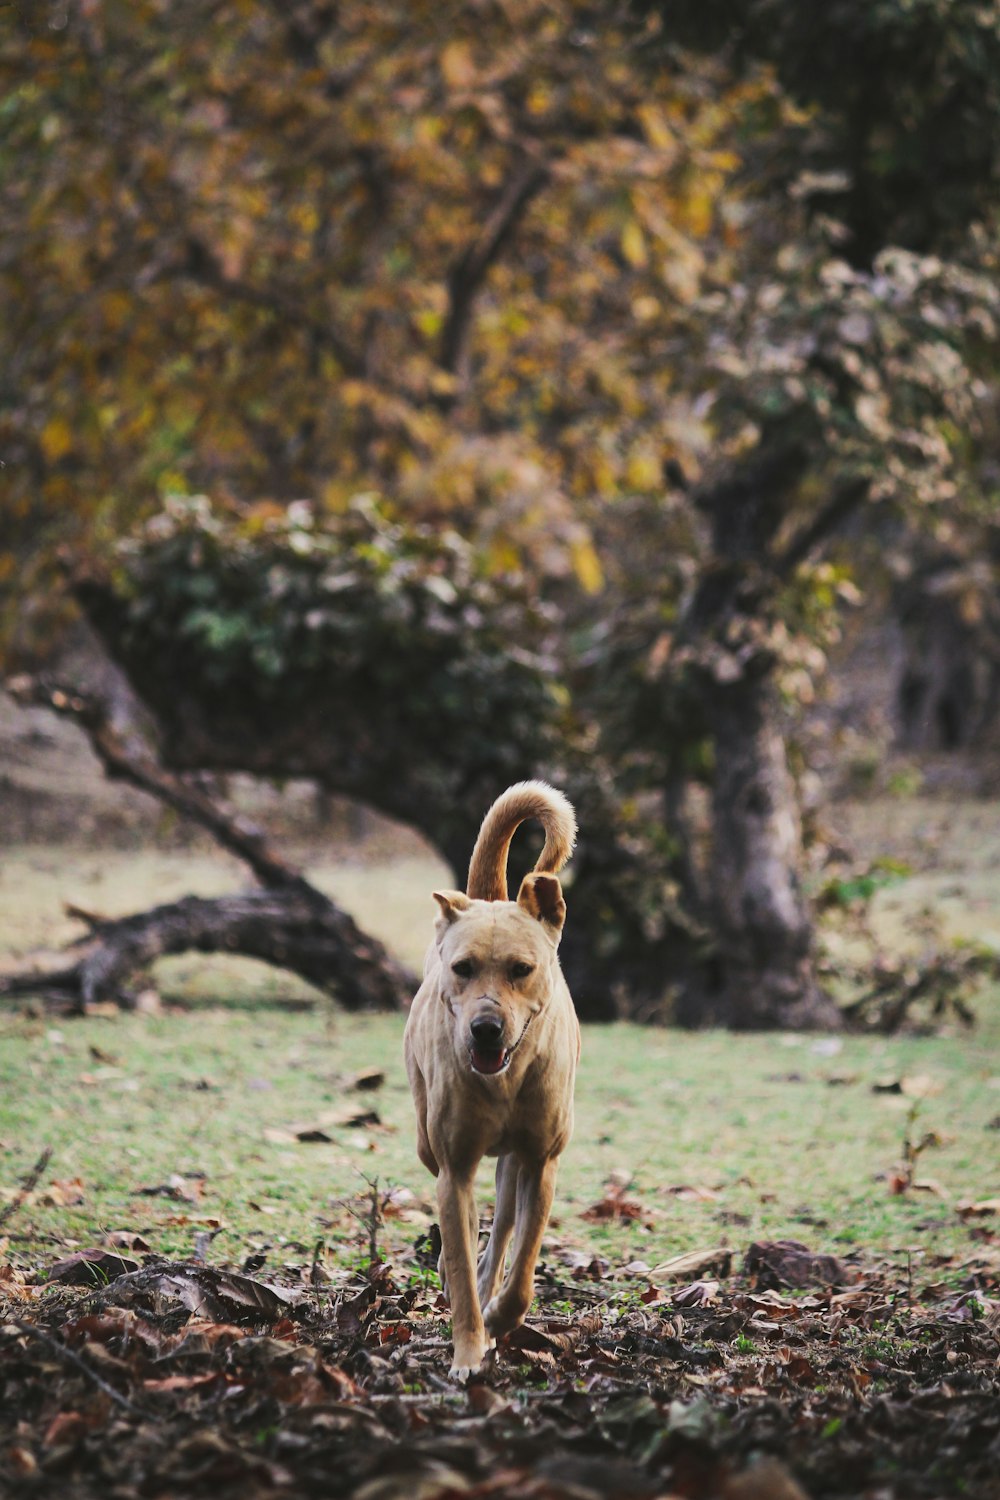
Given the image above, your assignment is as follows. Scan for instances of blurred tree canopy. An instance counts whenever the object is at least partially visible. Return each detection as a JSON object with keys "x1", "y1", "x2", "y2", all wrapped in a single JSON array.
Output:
[{"x1": 2, "y1": 0, "x2": 999, "y2": 1024}]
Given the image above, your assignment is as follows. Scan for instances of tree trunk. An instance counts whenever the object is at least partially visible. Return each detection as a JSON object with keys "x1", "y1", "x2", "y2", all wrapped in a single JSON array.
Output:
[
  {"x1": 695, "y1": 675, "x2": 840, "y2": 1029},
  {"x1": 0, "y1": 886, "x2": 412, "y2": 1014},
  {"x1": 896, "y1": 557, "x2": 1000, "y2": 750}
]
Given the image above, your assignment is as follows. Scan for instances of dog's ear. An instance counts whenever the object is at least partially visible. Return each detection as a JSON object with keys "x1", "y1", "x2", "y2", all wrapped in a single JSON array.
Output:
[
  {"x1": 433, "y1": 890, "x2": 473, "y2": 923},
  {"x1": 516, "y1": 873, "x2": 566, "y2": 941}
]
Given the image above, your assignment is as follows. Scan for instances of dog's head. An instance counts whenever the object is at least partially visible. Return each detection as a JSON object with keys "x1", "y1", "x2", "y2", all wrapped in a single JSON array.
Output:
[{"x1": 432, "y1": 873, "x2": 566, "y2": 1078}]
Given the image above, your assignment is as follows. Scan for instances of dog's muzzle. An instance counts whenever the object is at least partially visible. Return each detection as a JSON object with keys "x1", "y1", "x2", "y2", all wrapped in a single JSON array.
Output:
[
  {"x1": 468, "y1": 1012, "x2": 532, "y2": 1076},
  {"x1": 469, "y1": 1014, "x2": 507, "y2": 1075}
]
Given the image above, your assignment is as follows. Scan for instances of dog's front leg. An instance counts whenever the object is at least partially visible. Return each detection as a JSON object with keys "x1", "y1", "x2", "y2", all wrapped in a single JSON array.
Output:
[
  {"x1": 483, "y1": 1155, "x2": 557, "y2": 1340},
  {"x1": 437, "y1": 1169, "x2": 493, "y2": 1379}
]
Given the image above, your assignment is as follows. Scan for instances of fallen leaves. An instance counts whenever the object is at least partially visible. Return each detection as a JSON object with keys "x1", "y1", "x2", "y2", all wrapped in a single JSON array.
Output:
[
  {"x1": 581, "y1": 1172, "x2": 647, "y2": 1222},
  {"x1": 264, "y1": 1107, "x2": 384, "y2": 1145},
  {"x1": 955, "y1": 1197, "x2": 1000, "y2": 1219},
  {"x1": 137, "y1": 1172, "x2": 206, "y2": 1204},
  {"x1": 1, "y1": 1240, "x2": 998, "y2": 1499}
]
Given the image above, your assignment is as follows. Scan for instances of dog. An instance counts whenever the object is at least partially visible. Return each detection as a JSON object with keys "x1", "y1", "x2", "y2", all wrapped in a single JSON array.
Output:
[{"x1": 404, "y1": 780, "x2": 579, "y2": 1379}]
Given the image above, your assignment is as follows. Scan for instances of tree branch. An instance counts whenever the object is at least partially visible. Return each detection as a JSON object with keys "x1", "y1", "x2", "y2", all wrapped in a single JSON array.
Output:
[
  {"x1": 8, "y1": 677, "x2": 307, "y2": 894},
  {"x1": 2, "y1": 676, "x2": 415, "y2": 1012},
  {"x1": 438, "y1": 153, "x2": 549, "y2": 396},
  {"x1": 774, "y1": 475, "x2": 872, "y2": 578},
  {"x1": 176, "y1": 238, "x2": 363, "y2": 376}
]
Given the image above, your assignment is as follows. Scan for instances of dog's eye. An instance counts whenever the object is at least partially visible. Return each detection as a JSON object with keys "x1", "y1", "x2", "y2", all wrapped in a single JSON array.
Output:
[
  {"x1": 451, "y1": 959, "x2": 475, "y2": 980},
  {"x1": 510, "y1": 961, "x2": 535, "y2": 981}
]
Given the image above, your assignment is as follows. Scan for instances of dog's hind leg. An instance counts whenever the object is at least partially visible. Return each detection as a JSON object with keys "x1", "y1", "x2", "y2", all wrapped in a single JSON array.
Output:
[
  {"x1": 478, "y1": 1152, "x2": 518, "y2": 1309},
  {"x1": 483, "y1": 1155, "x2": 557, "y2": 1340},
  {"x1": 437, "y1": 1168, "x2": 493, "y2": 1379}
]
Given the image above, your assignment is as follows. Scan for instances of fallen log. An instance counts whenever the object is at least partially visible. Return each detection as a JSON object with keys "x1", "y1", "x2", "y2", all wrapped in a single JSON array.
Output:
[{"x1": 1, "y1": 677, "x2": 413, "y2": 1012}]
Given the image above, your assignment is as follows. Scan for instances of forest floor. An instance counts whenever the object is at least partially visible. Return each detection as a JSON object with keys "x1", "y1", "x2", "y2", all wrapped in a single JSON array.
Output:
[{"x1": 1, "y1": 690, "x2": 999, "y2": 1498}]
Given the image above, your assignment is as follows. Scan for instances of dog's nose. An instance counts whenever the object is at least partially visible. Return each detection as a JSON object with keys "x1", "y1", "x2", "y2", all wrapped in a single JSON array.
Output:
[{"x1": 470, "y1": 1015, "x2": 504, "y2": 1047}]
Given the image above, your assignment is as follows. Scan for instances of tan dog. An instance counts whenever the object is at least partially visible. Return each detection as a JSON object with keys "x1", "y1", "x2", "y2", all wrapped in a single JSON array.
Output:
[{"x1": 404, "y1": 781, "x2": 579, "y2": 1379}]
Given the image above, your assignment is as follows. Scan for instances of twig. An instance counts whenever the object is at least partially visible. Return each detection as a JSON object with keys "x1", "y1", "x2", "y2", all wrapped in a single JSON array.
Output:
[
  {"x1": 344, "y1": 1175, "x2": 382, "y2": 1270},
  {"x1": 11, "y1": 1319, "x2": 149, "y2": 1417},
  {"x1": 364, "y1": 1176, "x2": 381, "y2": 1269},
  {"x1": 0, "y1": 1147, "x2": 52, "y2": 1231}
]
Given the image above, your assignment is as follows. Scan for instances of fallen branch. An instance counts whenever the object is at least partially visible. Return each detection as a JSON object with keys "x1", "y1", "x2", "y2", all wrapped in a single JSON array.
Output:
[
  {"x1": 0, "y1": 887, "x2": 413, "y2": 1012},
  {"x1": 1, "y1": 676, "x2": 414, "y2": 1012}
]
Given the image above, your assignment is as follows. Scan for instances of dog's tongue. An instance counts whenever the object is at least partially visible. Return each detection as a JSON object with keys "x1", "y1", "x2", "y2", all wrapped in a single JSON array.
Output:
[{"x1": 471, "y1": 1045, "x2": 508, "y2": 1075}]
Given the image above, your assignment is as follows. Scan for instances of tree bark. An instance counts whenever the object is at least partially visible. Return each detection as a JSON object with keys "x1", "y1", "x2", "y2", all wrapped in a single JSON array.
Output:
[
  {"x1": 668, "y1": 457, "x2": 861, "y2": 1030},
  {"x1": 696, "y1": 676, "x2": 839, "y2": 1028}
]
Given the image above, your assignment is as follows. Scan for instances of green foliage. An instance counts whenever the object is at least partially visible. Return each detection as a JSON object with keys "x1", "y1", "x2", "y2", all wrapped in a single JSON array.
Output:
[
  {"x1": 821, "y1": 864, "x2": 909, "y2": 910},
  {"x1": 110, "y1": 493, "x2": 562, "y2": 784}
]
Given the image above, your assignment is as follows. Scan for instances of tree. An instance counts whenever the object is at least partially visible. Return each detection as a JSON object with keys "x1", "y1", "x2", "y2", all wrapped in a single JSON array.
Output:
[{"x1": 3, "y1": 1, "x2": 997, "y2": 1026}]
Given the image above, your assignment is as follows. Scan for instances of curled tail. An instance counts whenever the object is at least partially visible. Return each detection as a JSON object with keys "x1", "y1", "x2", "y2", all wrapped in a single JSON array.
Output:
[{"x1": 466, "y1": 780, "x2": 577, "y2": 902}]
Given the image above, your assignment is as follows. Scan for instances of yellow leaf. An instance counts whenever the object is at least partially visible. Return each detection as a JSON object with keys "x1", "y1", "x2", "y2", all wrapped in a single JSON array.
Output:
[
  {"x1": 440, "y1": 40, "x2": 475, "y2": 90},
  {"x1": 40, "y1": 417, "x2": 73, "y2": 462},
  {"x1": 429, "y1": 369, "x2": 458, "y2": 396},
  {"x1": 683, "y1": 193, "x2": 713, "y2": 239},
  {"x1": 637, "y1": 103, "x2": 675, "y2": 153},
  {"x1": 570, "y1": 538, "x2": 604, "y2": 595},
  {"x1": 620, "y1": 219, "x2": 647, "y2": 269},
  {"x1": 625, "y1": 450, "x2": 663, "y2": 491}
]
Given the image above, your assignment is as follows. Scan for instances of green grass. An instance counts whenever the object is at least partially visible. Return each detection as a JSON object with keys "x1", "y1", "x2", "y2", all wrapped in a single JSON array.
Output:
[
  {"x1": 2, "y1": 999, "x2": 997, "y2": 1280},
  {"x1": 1, "y1": 835, "x2": 999, "y2": 1284}
]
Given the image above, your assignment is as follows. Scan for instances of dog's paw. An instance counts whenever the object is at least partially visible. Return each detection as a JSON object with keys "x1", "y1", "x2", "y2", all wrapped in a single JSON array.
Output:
[
  {"x1": 483, "y1": 1293, "x2": 529, "y2": 1339},
  {"x1": 449, "y1": 1337, "x2": 495, "y2": 1382}
]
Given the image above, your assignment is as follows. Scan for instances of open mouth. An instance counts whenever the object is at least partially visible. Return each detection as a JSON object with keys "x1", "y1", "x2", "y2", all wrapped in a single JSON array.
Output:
[
  {"x1": 469, "y1": 1043, "x2": 511, "y2": 1075},
  {"x1": 468, "y1": 1013, "x2": 534, "y2": 1076}
]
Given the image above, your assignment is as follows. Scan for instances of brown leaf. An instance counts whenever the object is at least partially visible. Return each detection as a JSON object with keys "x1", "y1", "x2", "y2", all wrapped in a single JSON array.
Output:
[
  {"x1": 104, "y1": 1229, "x2": 152, "y2": 1252},
  {"x1": 651, "y1": 1247, "x2": 733, "y2": 1282},
  {"x1": 672, "y1": 1278, "x2": 721, "y2": 1307},
  {"x1": 143, "y1": 1370, "x2": 226, "y2": 1394},
  {"x1": 42, "y1": 1411, "x2": 89, "y2": 1449},
  {"x1": 743, "y1": 1240, "x2": 856, "y2": 1290},
  {"x1": 581, "y1": 1178, "x2": 645, "y2": 1221},
  {"x1": 45, "y1": 1249, "x2": 141, "y2": 1286},
  {"x1": 956, "y1": 1197, "x2": 1000, "y2": 1219},
  {"x1": 137, "y1": 1174, "x2": 205, "y2": 1203},
  {"x1": 88, "y1": 1044, "x2": 121, "y2": 1065},
  {"x1": 724, "y1": 1459, "x2": 810, "y2": 1500},
  {"x1": 4, "y1": 1445, "x2": 37, "y2": 1475},
  {"x1": 40, "y1": 1177, "x2": 86, "y2": 1207},
  {"x1": 97, "y1": 1263, "x2": 304, "y2": 1324},
  {"x1": 666, "y1": 1183, "x2": 720, "y2": 1202},
  {"x1": 166, "y1": 1321, "x2": 249, "y2": 1355},
  {"x1": 348, "y1": 1068, "x2": 385, "y2": 1091}
]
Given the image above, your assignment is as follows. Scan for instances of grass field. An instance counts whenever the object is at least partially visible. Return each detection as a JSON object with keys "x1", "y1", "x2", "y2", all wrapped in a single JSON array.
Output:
[{"x1": 2, "y1": 832, "x2": 999, "y2": 1289}]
